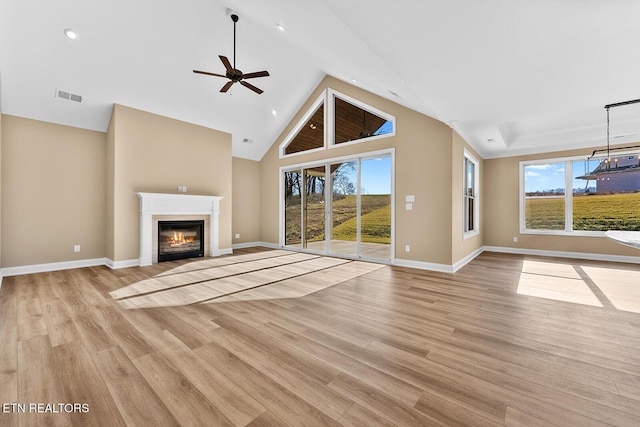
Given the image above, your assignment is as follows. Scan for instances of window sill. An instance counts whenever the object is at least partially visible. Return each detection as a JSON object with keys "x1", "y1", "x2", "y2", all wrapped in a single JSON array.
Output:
[{"x1": 463, "y1": 230, "x2": 480, "y2": 240}]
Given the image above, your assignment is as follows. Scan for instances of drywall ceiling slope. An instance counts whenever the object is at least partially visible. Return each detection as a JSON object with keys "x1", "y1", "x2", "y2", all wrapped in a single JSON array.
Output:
[{"x1": 1, "y1": 0, "x2": 640, "y2": 160}]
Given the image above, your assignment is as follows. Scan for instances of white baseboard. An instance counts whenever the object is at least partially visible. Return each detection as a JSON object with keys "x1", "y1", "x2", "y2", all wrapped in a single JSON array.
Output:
[
  {"x1": 3, "y1": 245, "x2": 636, "y2": 279},
  {"x1": 215, "y1": 248, "x2": 234, "y2": 256},
  {"x1": 452, "y1": 247, "x2": 485, "y2": 272},
  {"x1": 1, "y1": 258, "x2": 107, "y2": 277},
  {"x1": 105, "y1": 258, "x2": 140, "y2": 269},
  {"x1": 483, "y1": 246, "x2": 640, "y2": 265},
  {"x1": 232, "y1": 241, "x2": 281, "y2": 250},
  {"x1": 393, "y1": 258, "x2": 455, "y2": 273}
]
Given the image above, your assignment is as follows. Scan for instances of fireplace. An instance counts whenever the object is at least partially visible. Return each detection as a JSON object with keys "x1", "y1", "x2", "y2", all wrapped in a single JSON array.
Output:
[{"x1": 157, "y1": 220, "x2": 204, "y2": 262}]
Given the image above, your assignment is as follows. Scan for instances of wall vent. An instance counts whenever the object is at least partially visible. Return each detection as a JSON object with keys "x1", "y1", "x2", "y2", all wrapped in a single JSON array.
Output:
[{"x1": 55, "y1": 89, "x2": 83, "y2": 103}]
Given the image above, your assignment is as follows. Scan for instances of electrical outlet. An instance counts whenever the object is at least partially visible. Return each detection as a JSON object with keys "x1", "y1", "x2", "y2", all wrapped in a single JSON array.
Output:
[
  {"x1": 74, "y1": 245, "x2": 81, "y2": 252},
  {"x1": 235, "y1": 233, "x2": 240, "y2": 239},
  {"x1": 513, "y1": 236, "x2": 518, "y2": 243},
  {"x1": 405, "y1": 245, "x2": 411, "y2": 252}
]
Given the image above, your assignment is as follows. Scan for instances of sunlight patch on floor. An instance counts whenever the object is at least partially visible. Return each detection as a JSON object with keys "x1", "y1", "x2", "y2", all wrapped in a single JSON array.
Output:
[
  {"x1": 581, "y1": 266, "x2": 640, "y2": 313},
  {"x1": 110, "y1": 251, "x2": 385, "y2": 309},
  {"x1": 110, "y1": 251, "x2": 315, "y2": 299},
  {"x1": 208, "y1": 261, "x2": 385, "y2": 304},
  {"x1": 517, "y1": 260, "x2": 602, "y2": 307}
]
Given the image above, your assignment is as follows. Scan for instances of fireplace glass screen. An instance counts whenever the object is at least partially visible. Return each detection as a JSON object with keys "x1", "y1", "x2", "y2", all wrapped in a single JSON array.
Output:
[{"x1": 158, "y1": 220, "x2": 205, "y2": 262}]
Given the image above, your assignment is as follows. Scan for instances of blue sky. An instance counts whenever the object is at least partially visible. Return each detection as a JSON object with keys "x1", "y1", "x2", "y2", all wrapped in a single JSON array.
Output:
[
  {"x1": 361, "y1": 156, "x2": 391, "y2": 194},
  {"x1": 524, "y1": 160, "x2": 600, "y2": 192}
]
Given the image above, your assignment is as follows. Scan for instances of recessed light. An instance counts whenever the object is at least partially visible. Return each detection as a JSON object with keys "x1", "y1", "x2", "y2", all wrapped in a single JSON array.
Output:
[
  {"x1": 271, "y1": 109, "x2": 277, "y2": 116},
  {"x1": 276, "y1": 23, "x2": 285, "y2": 31},
  {"x1": 63, "y1": 28, "x2": 78, "y2": 40},
  {"x1": 351, "y1": 79, "x2": 358, "y2": 84}
]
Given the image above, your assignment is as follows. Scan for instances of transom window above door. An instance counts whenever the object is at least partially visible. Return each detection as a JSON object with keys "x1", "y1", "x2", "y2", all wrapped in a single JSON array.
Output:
[{"x1": 280, "y1": 88, "x2": 396, "y2": 158}]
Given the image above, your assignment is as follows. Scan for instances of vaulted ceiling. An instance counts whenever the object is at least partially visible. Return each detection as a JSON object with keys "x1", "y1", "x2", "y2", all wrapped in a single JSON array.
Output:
[{"x1": 2, "y1": 0, "x2": 640, "y2": 161}]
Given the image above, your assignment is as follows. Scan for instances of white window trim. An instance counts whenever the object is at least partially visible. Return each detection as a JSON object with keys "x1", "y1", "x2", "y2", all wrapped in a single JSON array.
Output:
[
  {"x1": 279, "y1": 93, "x2": 326, "y2": 158},
  {"x1": 519, "y1": 151, "x2": 638, "y2": 236},
  {"x1": 463, "y1": 149, "x2": 480, "y2": 239},
  {"x1": 327, "y1": 88, "x2": 396, "y2": 149}
]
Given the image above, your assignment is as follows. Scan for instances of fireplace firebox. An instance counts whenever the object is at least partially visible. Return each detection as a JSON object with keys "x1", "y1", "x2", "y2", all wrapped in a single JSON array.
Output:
[{"x1": 157, "y1": 220, "x2": 205, "y2": 262}]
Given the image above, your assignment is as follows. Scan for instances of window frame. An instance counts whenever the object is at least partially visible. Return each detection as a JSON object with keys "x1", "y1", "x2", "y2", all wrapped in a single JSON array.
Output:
[
  {"x1": 279, "y1": 93, "x2": 326, "y2": 158},
  {"x1": 327, "y1": 88, "x2": 396, "y2": 150},
  {"x1": 519, "y1": 152, "x2": 639, "y2": 236},
  {"x1": 463, "y1": 149, "x2": 480, "y2": 239}
]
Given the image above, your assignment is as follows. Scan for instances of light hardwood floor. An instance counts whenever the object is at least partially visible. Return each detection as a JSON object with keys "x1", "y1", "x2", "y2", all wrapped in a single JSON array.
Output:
[{"x1": 1, "y1": 248, "x2": 640, "y2": 426}]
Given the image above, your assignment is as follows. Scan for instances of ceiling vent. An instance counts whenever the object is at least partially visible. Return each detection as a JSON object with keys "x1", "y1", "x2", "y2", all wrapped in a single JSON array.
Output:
[
  {"x1": 243, "y1": 138, "x2": 254, "y2": 144},
  {"x1": 55, "y1": 89, "x2": 83, "y2": 103}
]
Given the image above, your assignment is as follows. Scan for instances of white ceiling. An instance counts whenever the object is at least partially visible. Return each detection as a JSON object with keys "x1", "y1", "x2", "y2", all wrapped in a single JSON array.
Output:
[{"x1": 2, "y1": 0, "x2": 640, "y2": 161}]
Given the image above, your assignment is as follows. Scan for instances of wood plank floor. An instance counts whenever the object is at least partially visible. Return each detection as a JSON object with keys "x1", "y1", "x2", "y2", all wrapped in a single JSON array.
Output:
[{"x1": 1, "y1": 248, "x2": 640, "y2": 426}]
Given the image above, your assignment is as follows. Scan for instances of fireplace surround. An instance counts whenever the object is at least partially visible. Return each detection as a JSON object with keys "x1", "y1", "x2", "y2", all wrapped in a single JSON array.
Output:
[{"x1": 137, "y1": 192, "x2": 223, "y2": 266}]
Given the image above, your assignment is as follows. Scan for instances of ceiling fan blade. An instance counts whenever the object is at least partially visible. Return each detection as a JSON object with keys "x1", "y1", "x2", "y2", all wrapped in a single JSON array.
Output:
[
  {"x1": 219, "y1": 55, "x2": 233, "y2": 73},
  {"x1": 242, "y1": 70, "x2": 270, "y2": 79},
  {"x1": 220, "y1": 81, "x2": 235, "y2": 93},
  {"x1": 193, "y1": 70, "x2": 227, "y2": 78},
  {"x1": 240, "y1": 80, "x2": 264, "y2": 94}
]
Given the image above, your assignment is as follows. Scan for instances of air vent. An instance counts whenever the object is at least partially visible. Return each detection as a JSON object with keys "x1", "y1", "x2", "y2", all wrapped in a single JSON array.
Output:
[
  {"x1": 55, "y1": 89, "x2": 83, "y2": 103},
  {"x1": 242, "y1": 138, "x2": 254, "y2": 144}
]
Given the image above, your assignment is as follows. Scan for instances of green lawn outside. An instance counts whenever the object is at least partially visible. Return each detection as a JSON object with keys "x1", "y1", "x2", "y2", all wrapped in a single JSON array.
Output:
[
  {"x1": 332, "y1": 205, "x2": 392, "y2": 244},
  {"x1": 285, "y1": 194, "x2": 391, "y2": 243},
  {"x1": 526, "y1": 192, "x2": 640, "y2": 231}
]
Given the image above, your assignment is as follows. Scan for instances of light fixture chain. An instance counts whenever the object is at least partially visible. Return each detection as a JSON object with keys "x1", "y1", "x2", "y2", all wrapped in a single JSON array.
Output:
[{"x1": 606, "y1": 106, "x2": 610, "y2": 168}]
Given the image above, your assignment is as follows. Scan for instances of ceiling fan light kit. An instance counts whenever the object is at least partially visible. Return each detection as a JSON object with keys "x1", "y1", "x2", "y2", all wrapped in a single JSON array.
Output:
[{"x1": 193, "y1": 13, "x2": 270, "y2": 94}]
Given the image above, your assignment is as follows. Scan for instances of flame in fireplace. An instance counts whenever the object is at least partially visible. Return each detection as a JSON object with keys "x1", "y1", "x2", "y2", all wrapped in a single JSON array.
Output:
[{"x1": 169, "y1": 231, "x2": 195, "y2": 247}]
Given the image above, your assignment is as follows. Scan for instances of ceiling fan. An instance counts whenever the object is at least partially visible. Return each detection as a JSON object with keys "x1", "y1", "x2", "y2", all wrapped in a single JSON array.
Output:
[{"x1": 193, "y1": 13, "x2": 270, "y2": 94}]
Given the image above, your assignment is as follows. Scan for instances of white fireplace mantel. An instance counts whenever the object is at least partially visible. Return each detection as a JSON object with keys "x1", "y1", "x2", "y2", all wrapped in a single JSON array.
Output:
[{"x1": 137, "y1": 192, "x2": 223, "y2": 266}]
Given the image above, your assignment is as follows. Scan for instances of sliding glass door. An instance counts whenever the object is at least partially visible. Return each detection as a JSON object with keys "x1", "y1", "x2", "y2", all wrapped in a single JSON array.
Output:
[
  {"x1": 283, "y1": 153, "x2": 392, "y2": 261},
  {"x1": 303, "y1": 166, "x2": 326, "y2": 251},
  {"x1": 330, "y1": 160, "x2": 358, "y2": 256},
  {"x1": 359, "y1": 156, "x2": 392, "y2": 260}
]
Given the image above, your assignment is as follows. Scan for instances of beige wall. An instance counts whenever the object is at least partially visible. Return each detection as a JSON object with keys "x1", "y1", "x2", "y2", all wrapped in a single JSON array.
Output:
[
  {"x1": 259, "y1": 76, "x2": 455, "y2": 265},
  {"x1": 451, "y1": 131, "x2": 483, "y2": 264},
  {"x1": 484, "y1": 146, "x2": 640, "y2": 257},
  {"x1": 0, "y1": 113, "x2": 3, "y2": 271},
  {"x1": 105, "y1": 111, "x2": 115, "y2": 260},
  {"x1": 107, "y1": 104, "x2": 232, "y2": 262},
  {"x1": 232, "y1": 157, "x2": 261, "y2": 244},
  {"x1": 1, "y1": 115, "x2": 106, "y2": 267}
]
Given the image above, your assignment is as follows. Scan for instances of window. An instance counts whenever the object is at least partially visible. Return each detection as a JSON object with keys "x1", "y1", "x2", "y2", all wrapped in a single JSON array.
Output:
[
  {"x1": 333, "y1": 96, "x2": 393, "y2": 145},
  {"x1": 329, "y1": 90, "x2": 395, "y2": 148},
  {"x1": 280, "y1": 95, "x2": 325, "y2": 157},
  {"x1": 280, "y1": 89, "x2": 396, "y2": 158},
  {"x1": 520, "y1": 154, "x2": 640, "y2": 234},
  {"x1": 464, "y1": 150, "x2": 479, "y2": 237},
  {"x1": 522, "y1": 162, "x2": 566, "y2": 231}
]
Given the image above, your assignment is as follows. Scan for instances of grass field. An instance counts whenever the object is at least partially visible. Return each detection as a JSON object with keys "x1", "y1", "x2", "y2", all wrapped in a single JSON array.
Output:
[
  {"x1": 285, "y1": 194, "x2": 391, "y2": 244},
  {"x1": 525, "y1": 192, "x2": 640, "y2": 231},
  {"x1": 332, "y1": 205, "x2": 392, "y2": 244}
]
